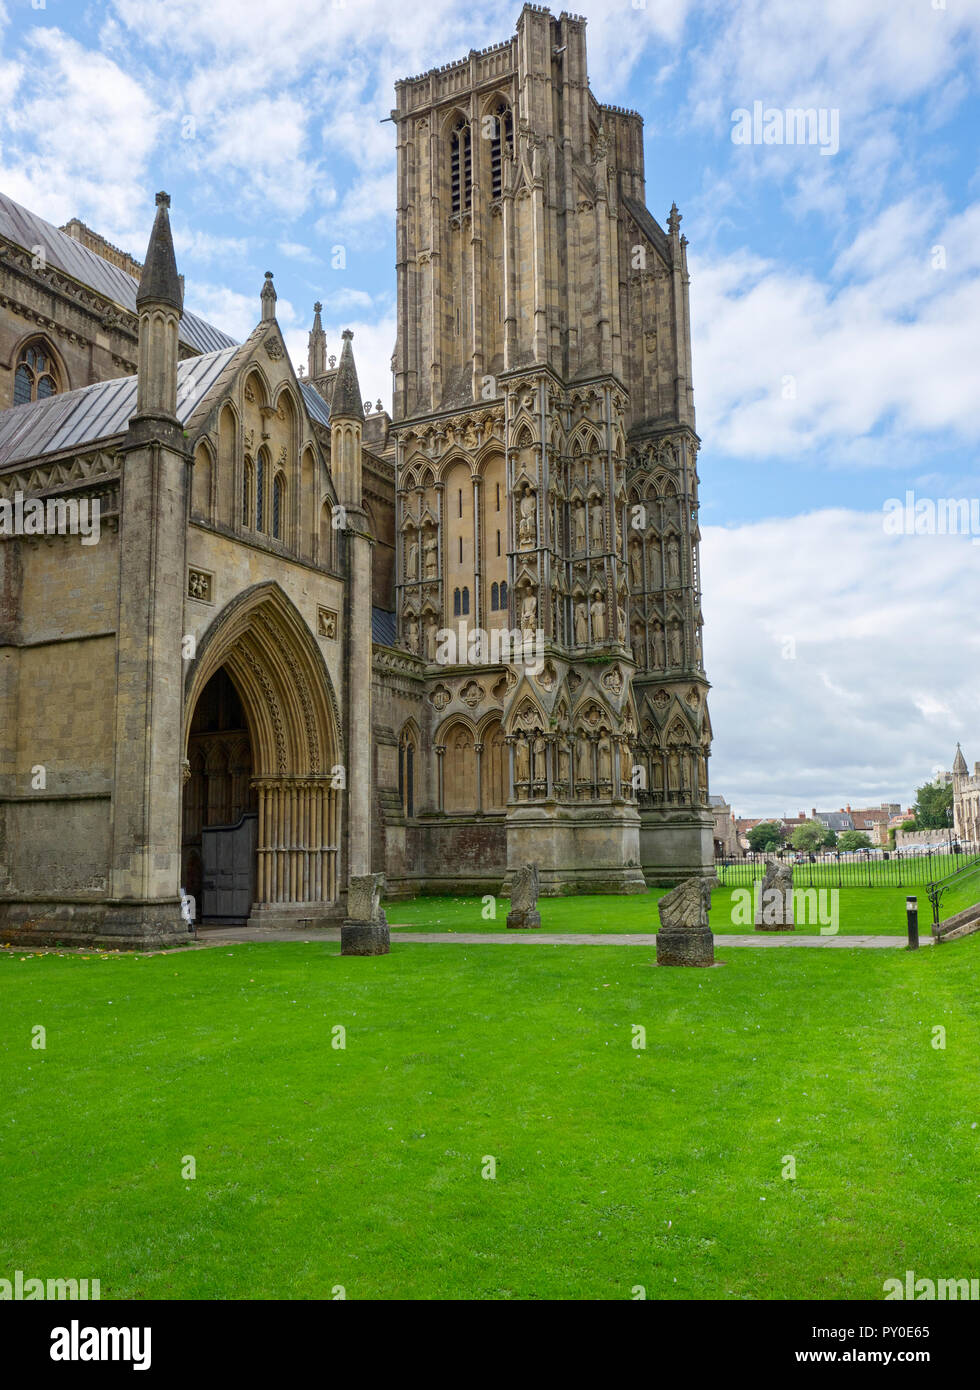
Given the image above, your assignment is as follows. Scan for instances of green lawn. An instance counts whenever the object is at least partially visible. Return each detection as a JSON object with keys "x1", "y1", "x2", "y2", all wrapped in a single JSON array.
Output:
[
  {"x1": 385, "y1": 884, "x2": 936, "y2": 935},
  {"x1": 1, "y1": 937, "x2": 978, "y2": 1299}
]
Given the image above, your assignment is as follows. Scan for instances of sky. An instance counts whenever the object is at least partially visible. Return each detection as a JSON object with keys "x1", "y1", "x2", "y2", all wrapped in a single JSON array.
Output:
[{"x1": 1, "y1": 0, "x2": 978, "y2": 816}]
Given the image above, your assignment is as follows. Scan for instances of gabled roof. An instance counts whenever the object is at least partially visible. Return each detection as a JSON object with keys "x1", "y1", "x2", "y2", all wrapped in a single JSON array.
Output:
[
  {"x1": 621, "y1": 195, "x2": 671, "y2": 263},
  {"x1": 0, "y1": 190, "x2": 236, "y2": 355},
  {"x1": 300, "y1": 380, "x2": 331, "y2": 428},
  {"x1": 0, "y1": 346, "x2": 237, "y2": 466}
]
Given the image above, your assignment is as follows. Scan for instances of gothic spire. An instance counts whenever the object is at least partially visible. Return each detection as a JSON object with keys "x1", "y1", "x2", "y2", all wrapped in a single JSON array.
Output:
[
  {"x1": 308, "y1": 301, "x2": 326, "y2": 379},
  {"x1": 330, "y1": 329, "x2": 364, "y2": 420},
  {"x1": 136, "y1": 192, "x2": 182, "y2": 313}
]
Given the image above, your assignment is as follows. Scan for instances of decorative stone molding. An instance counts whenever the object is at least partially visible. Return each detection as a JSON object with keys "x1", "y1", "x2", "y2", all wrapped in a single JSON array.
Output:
[{"x1": 317, "y1": 606, "x2": 338, "y2": 640}]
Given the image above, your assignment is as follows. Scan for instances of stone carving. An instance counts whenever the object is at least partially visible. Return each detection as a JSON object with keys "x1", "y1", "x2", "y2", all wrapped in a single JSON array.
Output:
[
  {"x1": 506, "y1": 863, "x2": 541, "y2": 929},
  {"x1": 575, "y1": 735, "x2": 592, "y2": 783},
  {"x1": 187, "y1": 568, "x2": 212, "y2": 602},
  {"x1": 406, "y1": 535, "x2": 418, "y2": 576},
  {"x1": 574, "y1": 601, "x2": 588, "y2": 645},
  {"x1": 656, "y1": 877, "x2": 714, "y2": 966},
  {"x1": 601, "y1": 666, "x2": 624, "y2": 695},
  {"x1": 629, "y1": 543, "x2": 643, "y2": 588},
  {"x1": 429, "y1": 684, "x2": 451, "y2": 710},
  {"x1": 515, "y1": 737, "x2": 530, "y2": 785},
  {"x1": 406, "y1": 613, "x2": 419, "y2": 653},
  {"x1": 668, "y1": 621, "x2": 682, "y2": 666},
  {"x1": 341, "y1": 872, "x2": 390, "y2": 956},
  {"x1": 424, "y1": 615, "x2": 438, "y2": 661},
  {"x1": 518, "y1": 489, "x2": 536, "y2": 548},
  {"x1": 520, "y1": 590, "x2": 537, "y2": 633},
  {"x1": 754, "y1": 862, "x2": 795, "y2": 931},
  {"x1": 423, "y1": 532, "x2": 438, "y2": 579},
  {"x1": 652, "y1": 624, "x2": 666, "y2": 668},
  {"x1": 589, "y1": 499, "x2": 603, "y2": 551},
  {"x1": 574, "y1": 503, "x2": 587, "y2": 552},
  {"x1": 460, "y1": 679, "x2": 484, "y2": 707},
  {"x1": 591, "y1": 595, "x2": 606, "y2": 641},
  {"x1": 666, "y1": 535, "x2": 680, "y2": 585}
]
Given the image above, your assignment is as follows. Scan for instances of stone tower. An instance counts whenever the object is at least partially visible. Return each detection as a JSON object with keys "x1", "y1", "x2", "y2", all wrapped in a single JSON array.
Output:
[
  {"x1": 106, "y1": 192, "x2": 189, "y2": 939},
  {"x1": 390, "y1": 5, "x2": 712, "y2": 890}
]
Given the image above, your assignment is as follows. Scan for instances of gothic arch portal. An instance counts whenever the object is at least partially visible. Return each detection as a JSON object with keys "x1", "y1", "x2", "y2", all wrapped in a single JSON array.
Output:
[{"x1": 184, "y1": 582, "x2": 343, "y2": 910}]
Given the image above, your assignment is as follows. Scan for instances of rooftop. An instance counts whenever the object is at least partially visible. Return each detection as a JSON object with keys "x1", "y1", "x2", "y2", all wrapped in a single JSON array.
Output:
[{"x1": 0, "y1": 190, "x2": 236, "y2": 357}]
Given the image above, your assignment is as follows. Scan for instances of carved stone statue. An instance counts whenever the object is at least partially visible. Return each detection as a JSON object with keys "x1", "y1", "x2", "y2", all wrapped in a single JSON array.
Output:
[
  {"x1": 649, "y1": 542, "x2": 662, "y2": 588},
  {"x1": 407, "y1": 536, "x2": 418, "y2": 577},
  {"x1": 591, "y1": 596, "x2": 606, "y2": 641},
  {"x1": 652, "y1": 621, "x2": 666, "y2": 668},
  {"x1": 406, "y1": 614, "x2": 419, "y2": 653},
  {"x1": 574, "y1": 503, "x2": 587, "y2": 552},
  {"x1": 424, "y1": 615, "x2": 438, "y2": 661},
  {"x1": 617, "y1": 601, "x2": 627, "y2": 641},
  {"x1": 575, "y1": 735, "x2": 592, "y2": 784},
  {"x1": 589, "y1": 499, "x2": 603, "y2": 551},
  {"x1": 629, "y1": 544, "x2": 643, "y2": 589},
  {"x1": 597, "y1": 738, "x2": 611, "y2": 783},
  {"x1": 666, "y1": 535, "x2": 680, "y2": 585},
  {"x1": 668, "y1": 621, "x2": 682, "y2": 666},
  {"x1": 515, "y1": 737, "x2": 530, "y2": 785},
  {"x1": 574, "y1": 601, "x2": 588, "y2": 645},
  {"x1": 520, "y1": 590, "x2": 537, "y2": 633},
  {"x1": 423, "y1": 532, "x2": 438, "y2": 579},
  {"x1": 518, "y1": 490, "x2": 536, "y2": 549}
]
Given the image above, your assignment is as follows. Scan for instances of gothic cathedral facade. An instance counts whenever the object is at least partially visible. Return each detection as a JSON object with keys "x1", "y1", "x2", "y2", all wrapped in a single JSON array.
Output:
[
  {"x1": 373, "y1": 7, "x2": 713, "y2": 894},
  {"x1": 0, "y1": 6, "x2": 712, "y2": 946}
]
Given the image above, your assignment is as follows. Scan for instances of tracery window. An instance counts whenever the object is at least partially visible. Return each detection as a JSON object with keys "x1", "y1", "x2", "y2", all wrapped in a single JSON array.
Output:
[
  {"x1": 489, "y1": 102, "x2": 513, "y2": 200},
  {"x1": 272, "y1": 474, "x2": 284, "y2": 540},
  {"x1": 451, "y1": 120, "x2": 472, "y2": 214},
  {"x1": 13, "y1": 341, "x2": 59, "y2": 406}
]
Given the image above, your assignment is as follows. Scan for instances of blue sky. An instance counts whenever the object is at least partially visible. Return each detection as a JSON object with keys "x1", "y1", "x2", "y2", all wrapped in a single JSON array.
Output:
[{"x1": 1, "y1": 0, "x2": 978, "y2": 815}]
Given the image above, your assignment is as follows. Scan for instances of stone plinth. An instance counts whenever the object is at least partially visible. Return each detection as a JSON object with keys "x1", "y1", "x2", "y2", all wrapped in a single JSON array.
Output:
[
  {"x1": 655, "y1": 877, "x2": 714, "y2": 966},
  {"x1": 754, "y1": 863, "x2": 794, "y2": 931},
  {"x1": 341, "y1": 872, "x2": 390, "y2": 955},
  {"x1": 506, "y1": 863, "x2": 541, "y2": 929}
]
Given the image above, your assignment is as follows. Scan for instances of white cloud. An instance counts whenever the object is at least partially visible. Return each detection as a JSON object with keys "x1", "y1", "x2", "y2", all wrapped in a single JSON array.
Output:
[
  {"x1": 702, "y1": 509, "x2": 980, "y2": 815},
  {"x1": 0, "y1": 28, "x2": 158, "y2": 241},
  {"x1": 691, "y1": 196, "x2": 980, "y2": 458}
]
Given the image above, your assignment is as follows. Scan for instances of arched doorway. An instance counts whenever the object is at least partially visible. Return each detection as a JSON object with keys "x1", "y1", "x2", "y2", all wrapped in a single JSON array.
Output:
[
  {"x1": 184, "y1": 583, "x2": 343, "y2": 925},
  {"x1": 182, "y1": 667, "x2": 257, "y2": 923}
]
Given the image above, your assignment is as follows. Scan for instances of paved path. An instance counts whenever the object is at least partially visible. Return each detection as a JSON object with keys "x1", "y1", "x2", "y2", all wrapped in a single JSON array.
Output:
[{"x1": 193, "y1": 927, "x2": 928, "y2": 949}]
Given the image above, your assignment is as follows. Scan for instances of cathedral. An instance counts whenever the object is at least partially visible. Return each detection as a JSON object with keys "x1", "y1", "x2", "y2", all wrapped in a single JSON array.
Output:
[{"x1": 0, "y1": 5, "x2": 713, "y2": 946}]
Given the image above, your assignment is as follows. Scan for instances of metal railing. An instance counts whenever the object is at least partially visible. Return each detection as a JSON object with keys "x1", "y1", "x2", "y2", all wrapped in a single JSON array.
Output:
[
  {"x1": 715, "y1": 847, "x2": 979, "y2": 890},
  {"x1": 926, "y1": 857, "x2": 980, "y2": 930}
]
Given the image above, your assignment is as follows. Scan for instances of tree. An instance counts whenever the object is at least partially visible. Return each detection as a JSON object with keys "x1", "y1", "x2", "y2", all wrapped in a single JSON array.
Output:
[
  {"x1": 838, "y1": 830, "x2": 872, "y2": 851},
  {"x1": 790, "y1": 820, "x2": 826, "y2": 853},
  {"x1": 822, "y1": 826, "x2": 838, "y2": 848},
  {"x1": 912, "y1": 780, "x2": 953, "y2": 830},
  {"x1": 747, "y1": 820, "x2": 783, "y2": 852}
]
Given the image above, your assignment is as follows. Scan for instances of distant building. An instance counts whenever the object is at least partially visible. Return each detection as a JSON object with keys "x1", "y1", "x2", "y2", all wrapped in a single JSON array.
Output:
[
  {"x1": 709, "y1": 795, "x2": 738, "y2": 857},
  {"x1": 952, "y1": 745, "x2": 980, "y2": 848}
]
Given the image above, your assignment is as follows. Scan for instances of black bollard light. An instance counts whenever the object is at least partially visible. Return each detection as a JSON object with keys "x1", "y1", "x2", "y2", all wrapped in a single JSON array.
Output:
[{"x1": 906, "y1": 895, "x2": 919, "y2": 951}]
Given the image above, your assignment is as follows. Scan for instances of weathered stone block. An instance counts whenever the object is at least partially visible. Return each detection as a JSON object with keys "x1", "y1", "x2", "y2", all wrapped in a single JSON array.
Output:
[
  {"x1": 655, "y1": 876, "x2": 714, "y2": 966},
  {"x1": 754, "y1": 863, "x2": 794, "y2": 930},
  {"x1": 506, "y1": 862, "x2": 541, "y2": 929},
  {"x1": 340, "y1": 922, "x2": 390, "y2": 955}
]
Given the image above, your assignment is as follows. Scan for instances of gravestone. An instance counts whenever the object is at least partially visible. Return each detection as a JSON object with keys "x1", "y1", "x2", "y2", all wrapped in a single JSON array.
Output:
[
  {"x1": 656, "y1": 877, "x2": 714, "y2": 966},
  {"x1": 341, "y1": 873, "x2": 390, "y2": 955},
  {"x1": 506, "y1": 864, "x2": 542, "y2": 929},
  {"x1": 754, "y1": 862, "x2": 795, "y2": 930}
]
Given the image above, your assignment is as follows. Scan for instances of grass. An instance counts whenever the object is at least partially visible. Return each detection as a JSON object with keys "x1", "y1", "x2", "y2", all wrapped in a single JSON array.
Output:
[
  {"x1": 384, "y1": 884, "x2": 937, "y2": 935},
  {"x1": 1, "y1": 936, "x2": 978, "y2": 1299}
]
